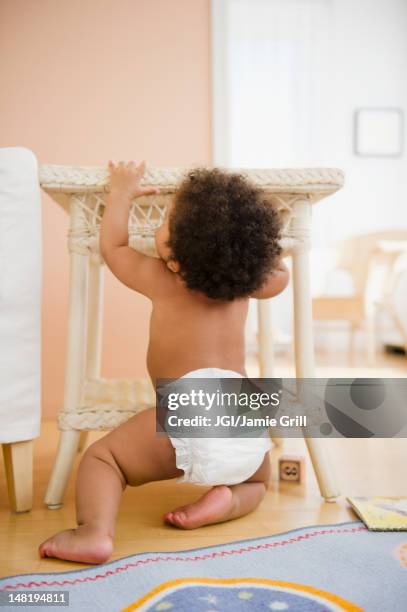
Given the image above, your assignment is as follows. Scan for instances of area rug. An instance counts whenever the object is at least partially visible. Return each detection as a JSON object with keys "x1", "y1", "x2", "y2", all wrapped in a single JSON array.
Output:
[{"x1": 0, "y1": 521, "x2": 406, "y2": 611}]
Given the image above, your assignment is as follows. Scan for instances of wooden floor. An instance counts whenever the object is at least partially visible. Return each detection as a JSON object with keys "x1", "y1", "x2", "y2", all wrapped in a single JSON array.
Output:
[{"x1": 1, "y1": 349, "x2": 406, "y2": 578}]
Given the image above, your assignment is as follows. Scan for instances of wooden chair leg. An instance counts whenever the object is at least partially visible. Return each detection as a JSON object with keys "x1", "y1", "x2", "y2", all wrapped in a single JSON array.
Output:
[
  {"x1": 2, "y1": 440, "x2": 33, "y2": 512},
  {"x1": 292, "y1": 198, "x2": 340, "y2": 502},
  {"x1": 348, "y1": 321, "x2": 357, "y2": 359},
  {"x1": 365, "y1": 305, "x2": 376, "y2": 365}
]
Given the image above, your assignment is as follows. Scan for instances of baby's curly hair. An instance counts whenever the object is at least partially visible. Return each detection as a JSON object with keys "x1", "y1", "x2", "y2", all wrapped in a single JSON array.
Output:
[{"x1": 167, "y1": 168, "x2": 282, "y2": 300}]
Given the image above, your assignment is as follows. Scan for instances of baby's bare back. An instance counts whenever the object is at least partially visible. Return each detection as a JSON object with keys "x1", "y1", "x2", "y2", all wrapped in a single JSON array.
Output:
[{"x1": 147, "y1": 285, "x2": 249, "y2": 382}]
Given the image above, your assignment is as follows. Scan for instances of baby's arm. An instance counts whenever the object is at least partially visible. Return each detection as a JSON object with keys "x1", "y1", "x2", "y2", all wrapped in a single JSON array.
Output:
[
  {"x1": 251, "y1": 258, "x2": 289, "y2": 299},
  {"x1": 100, "y1": 161, "x2": 170, "y2": 298}
]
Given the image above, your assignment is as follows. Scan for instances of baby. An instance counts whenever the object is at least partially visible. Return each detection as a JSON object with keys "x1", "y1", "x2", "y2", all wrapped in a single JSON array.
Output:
[{"x1": 39, "y1": 161, "x2": 289, "y2": 564}]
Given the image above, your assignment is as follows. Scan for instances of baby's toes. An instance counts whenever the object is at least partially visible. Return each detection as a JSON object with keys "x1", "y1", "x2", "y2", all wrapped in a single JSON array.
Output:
[
  {"x1": 38, "y1": 543, "x2": 46, "y2": 558},
  {"x1": 171, "y1": 511, "x2": 189, "y2": 528},
  {"x1": 38, "y1": 537, "x2": 56, "y2": 559},
  {"x1": 163, "y1": 511, "x2": 175, "y2": 525},
  {"x1": 38, "y1": 529, "x2": 74, "y2": 560},
  {"x1": 164, "y1": 509, "x2": 190, "y2": 528},
  {"x1": 170, "y1": 508, "x2": 204, "y2": 529}
]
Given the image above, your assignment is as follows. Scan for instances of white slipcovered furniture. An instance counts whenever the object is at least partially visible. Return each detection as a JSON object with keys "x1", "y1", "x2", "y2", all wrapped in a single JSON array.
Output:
[
  {"x1": 40, "y1": 164, "x2": 344, "y2": 508},
  {"x1": 0, "y1": 147, "x2": 42, "y2": 512}
]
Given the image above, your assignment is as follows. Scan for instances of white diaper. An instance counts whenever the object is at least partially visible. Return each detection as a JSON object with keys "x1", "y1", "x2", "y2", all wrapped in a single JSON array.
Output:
[{"x1": 167, "y1": 368, "x2": 271, "y2": 486}]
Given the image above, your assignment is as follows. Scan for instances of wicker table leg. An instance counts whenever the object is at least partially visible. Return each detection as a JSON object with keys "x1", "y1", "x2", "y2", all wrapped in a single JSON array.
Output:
[
  {"x1": 44, "y1": 430, "x2": 81, "y2": 509},
  {"x1": 257, "y1": 299, "x2": 284, "y2": 448},
  {"x1": 291, "y1": 198, "x2": 340, "y2": 501},
  {"x1": 77, "y1": 256, "x2": 104, "y2": 454},
  {"x1": 257, "y1": 298, "x2": 274, "y2": 377},
  {"x1": 45, "y1": 198, "x2": 89, "y2": 508}
]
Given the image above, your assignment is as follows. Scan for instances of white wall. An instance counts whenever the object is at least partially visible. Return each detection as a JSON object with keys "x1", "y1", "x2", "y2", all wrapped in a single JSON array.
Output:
[
  {"x1": 312, "y1": 0, "x2": 407, "y2": 245},
  {"x1": 213, "y1": 0, "x2": 407, "y2": 244}
]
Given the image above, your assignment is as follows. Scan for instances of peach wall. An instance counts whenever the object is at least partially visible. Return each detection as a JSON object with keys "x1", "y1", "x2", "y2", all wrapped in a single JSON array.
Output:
[{"x1": 0, "y1": 0, "x2": 211, "y2": 418}]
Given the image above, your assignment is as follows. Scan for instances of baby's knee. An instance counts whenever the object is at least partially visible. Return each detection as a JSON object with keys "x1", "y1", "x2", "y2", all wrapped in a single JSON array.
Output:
[
  {"x1": 82, "y1": 440, "x2": 126, "y2": 487},
  {"x1": 82, "y1": 439, "x2": 107, "y2": 461}
]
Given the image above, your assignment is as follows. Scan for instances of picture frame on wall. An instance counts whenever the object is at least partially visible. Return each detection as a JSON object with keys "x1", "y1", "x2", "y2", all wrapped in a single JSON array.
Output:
[{"x1": 354, "y1": 108, "x2": 404, "y2": 157}]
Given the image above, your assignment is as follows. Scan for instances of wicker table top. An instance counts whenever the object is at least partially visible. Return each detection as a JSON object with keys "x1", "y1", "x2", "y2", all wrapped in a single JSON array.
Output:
[{"x1": 40, "y1": 164, "x2": 344, "y2": 210}]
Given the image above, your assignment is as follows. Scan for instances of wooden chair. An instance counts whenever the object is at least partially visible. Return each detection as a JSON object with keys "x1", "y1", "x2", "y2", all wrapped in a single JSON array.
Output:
[
  {"x1": 313, "y1": 231, "x2": 407, "y2": 360},
  {"x1": 39, "y1": 165, "x2": 344, "y2": 508}
]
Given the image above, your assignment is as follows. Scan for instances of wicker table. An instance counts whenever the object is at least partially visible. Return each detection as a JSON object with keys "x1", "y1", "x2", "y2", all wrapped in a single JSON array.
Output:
[{"x1": 40, "y1": 165, "x2": 344, "y2": 506}]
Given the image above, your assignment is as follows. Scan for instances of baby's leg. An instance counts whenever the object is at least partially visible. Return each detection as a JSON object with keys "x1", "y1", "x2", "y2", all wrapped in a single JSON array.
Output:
[
  {"x1": 39, "y1": 408, "x2": 181, "y2": 564},
  {"x1": 165, "y1": 453, "x2": 270, "y2": 530}
]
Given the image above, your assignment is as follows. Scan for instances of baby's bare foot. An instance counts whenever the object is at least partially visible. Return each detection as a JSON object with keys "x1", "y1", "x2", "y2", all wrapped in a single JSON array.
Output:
[
  {"x1": 39, "y1": 525, "x2": 113, "y2": 564},
  {"x1": 164, "y1": 485, "x2": 234, "y2": 529}
]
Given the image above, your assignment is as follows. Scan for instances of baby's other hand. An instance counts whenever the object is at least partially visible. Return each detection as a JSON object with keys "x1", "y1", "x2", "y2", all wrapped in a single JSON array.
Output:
[{"x1": 107, "y1": 161, "x2": 159, "y2": 200}]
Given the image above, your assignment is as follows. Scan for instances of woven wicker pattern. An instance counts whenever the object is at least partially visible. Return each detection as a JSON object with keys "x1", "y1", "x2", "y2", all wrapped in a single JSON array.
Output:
[
  {"x1": 59, "y1": 378, "x2": 155, "y2": 431},
  {"x1": 65, "y1": 191, "x2": 169, "y2": 260},
  {"x1": 40, "y1": 164, "x2": 344, "y2": 193},
  {"x1": 41, "y1": 165, "x2": 344, "y2": 260}
]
